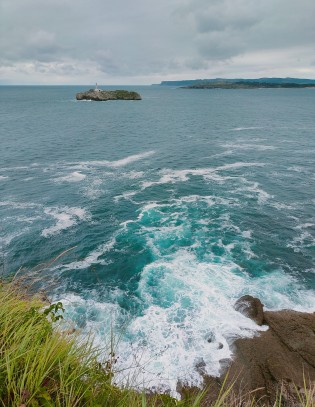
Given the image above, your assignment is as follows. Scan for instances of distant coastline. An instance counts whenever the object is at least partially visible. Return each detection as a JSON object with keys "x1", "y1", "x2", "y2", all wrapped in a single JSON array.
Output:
[
  {"x1": 183, "y1": 81, "x2": 315, "y2": 89},
  {"x1": 155, "y1": 77, "x2": 315, "y2": 88}
]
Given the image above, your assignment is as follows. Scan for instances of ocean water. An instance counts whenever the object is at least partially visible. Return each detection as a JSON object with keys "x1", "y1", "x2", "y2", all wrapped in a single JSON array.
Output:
[{"x1": 1, "y1": 85, "x2": 315, "y2": 394}]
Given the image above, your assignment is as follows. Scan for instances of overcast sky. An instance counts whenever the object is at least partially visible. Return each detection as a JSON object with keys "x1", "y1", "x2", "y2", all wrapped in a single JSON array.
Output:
[{"x1": 1, "y1": 0, "x2": 315, "y2": 84}]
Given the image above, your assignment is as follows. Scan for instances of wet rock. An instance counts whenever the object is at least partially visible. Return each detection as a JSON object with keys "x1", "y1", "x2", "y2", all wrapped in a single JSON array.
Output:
[
  {"x1": 207, "y1": 333, "x2": 215, "y2": 343},
  {"x1": 199, "y1": 300, "x2": 315, "y2": 406},
  {"x1": 227, "y1": 309, "x2": 315, "y2": 405},
  {"x1": 195, "y1": 358, "x2": 206, "y2": 375},
  {"x1": 234, "y1": 295, "x2": 264, "y2": 325}
]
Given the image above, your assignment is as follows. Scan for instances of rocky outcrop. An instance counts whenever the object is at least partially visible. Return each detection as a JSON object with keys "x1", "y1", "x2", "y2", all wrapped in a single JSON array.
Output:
[
  {"x1": 76, "y1": 89, "x2": 142, "y2": 101},
  {"x1": 199, "y1": 298, "x2": 315, "y2": 406},
  {"x1": 234, "y1": 295, "x2": 264, "y2": 326}
]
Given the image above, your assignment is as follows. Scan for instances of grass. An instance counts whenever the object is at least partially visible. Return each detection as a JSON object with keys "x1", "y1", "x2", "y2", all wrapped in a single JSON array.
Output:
[
  {"x1": 0, "y1": 280, "x2": 202, "y2": 406},
  {"x1": 0, "y1": 279, "x2": 314, "y2": 406}
]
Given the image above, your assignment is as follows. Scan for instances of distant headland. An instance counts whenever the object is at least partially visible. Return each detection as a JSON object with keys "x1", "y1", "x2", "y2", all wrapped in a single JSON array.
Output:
[
  {"x1": 76, "y1": 85, "x2": 141, "y2": 101},
  {"x1": 155, "y1": 77, "x2": 315, "y2": 89}
]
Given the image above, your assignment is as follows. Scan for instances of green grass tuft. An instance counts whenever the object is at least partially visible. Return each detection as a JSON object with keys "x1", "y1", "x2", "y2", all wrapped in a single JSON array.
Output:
[{"x1": 0, "y1": 281, "x2": 202, "y2": 406}]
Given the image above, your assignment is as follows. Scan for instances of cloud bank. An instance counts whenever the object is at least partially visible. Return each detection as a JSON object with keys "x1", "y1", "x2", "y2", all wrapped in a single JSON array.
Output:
[{"x1": 1, "y1": 0, "x2": 315, "y2": 84}]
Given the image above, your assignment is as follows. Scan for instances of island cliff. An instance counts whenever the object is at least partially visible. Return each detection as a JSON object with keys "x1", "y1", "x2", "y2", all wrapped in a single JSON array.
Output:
[{"x1": 76, "y1": 89, "x2": 142, "y2": 101}]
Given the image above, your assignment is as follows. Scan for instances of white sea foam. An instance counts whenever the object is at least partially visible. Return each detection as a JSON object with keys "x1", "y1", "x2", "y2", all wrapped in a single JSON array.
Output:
[
  {"x1": 58, "y1": 249, "x2": 315, "y2": 397},
  {"x1": 41, "y1": 207, "x2": 89, "y2": 237},
  {"x1": 0, "y1": 200, "x2": 40, "y2": 209},
  {"x1": 216, "y1": 162, "x2": 265, "y2": 171},
  {"x1": 141, "y1": 163, "x2": 264, "y2": 189},
  {"x1": 288, "y1": 166, "x2": 308, "y2": 173},
  {"x1": 223, "y1": 142, "x2": 276, "y2": 151},
  {"x1": 291, "y1": 232, "x2": 314, "y2": 250},
  {"x1": 0, "y1": 229, "x2": 30, "y2": 246},
  {"x1": 50, "y1": 192, "x2": 315, "y2": 396},
  {"x1": 271, "y1": 201, "x2": 297, "y2": 210},
  {"x1": 59, "y1": 238, "x2": 116, "y2": 270},
  {"x1": 114, "y1": 190, "x2": 138, "y2": 203},
  {"x1": 71, "y1": 151, "x2": 155, "y2": 170},
  {"x1": 295, "y1": 223, "x2": 314, "y2": 230},
  {"x1": 44, "y1": 151, "x2": 153, "y2": 174},
  {"x1": 109, "y1": 151, "x2": 155, "y2": 167},
  {"x1": 55, "y1": 171, "x2": 86, "y2": 182},
  {"x1": 5, "y1": 215, "x2": 43, "y2": 224},
  {"x1": 231, "y1": 126, "x2": 264, "y2": 131},
  {"x1": 83, "y1": 177, "x2": 104, "y2": 199},
  {"x1": 59, "y1": 251, "x2": 267, "y2": 395},
  {"x1": 0, "y1": 175, "x2": 9, "y2": 181},
  {"x1": 288, "y1": 222, "x2": 315, "y2": 251},
  {"x1": 235, "y1": 181, "x2": 271, "y2": 204},
  {"x1": 0, "y1": 166, "x2": 29, "y2": 171},
  {"x1": 242, "y1": 230, "x2": 252, "y2": 239},
  {"x1": 209, "y1": 149, "x2": 234, "y2": 158},
  {"x1": 58, "y1": 293, "x2": 123, "y2": 342},
  {"x1": 122, "y1": 170, "x2": 145, "y2": 179}
]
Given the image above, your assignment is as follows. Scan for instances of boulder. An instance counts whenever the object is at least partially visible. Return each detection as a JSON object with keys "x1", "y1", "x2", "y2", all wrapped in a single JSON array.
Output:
[{"x1": 234, "y1": 295, "x2": 264, "y2": 325}]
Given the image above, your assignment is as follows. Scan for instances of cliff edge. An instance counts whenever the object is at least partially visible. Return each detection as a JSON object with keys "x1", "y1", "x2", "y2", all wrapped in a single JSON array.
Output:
[{"x1": 199, "y1": 296, "x2": 315, "y2": 406}]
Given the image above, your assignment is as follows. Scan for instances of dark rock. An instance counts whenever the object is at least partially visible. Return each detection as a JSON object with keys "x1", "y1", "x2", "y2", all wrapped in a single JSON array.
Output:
[
  {"x1": 195, "y1": 358, "x2": 207, "y2": 375},
  {"x1": 263, "y1": 310, "x2": 315, "y2": 369},
  {"x1": 207, "y1": 333, "x2": 215, "y2": 343},
  {"x1": 218, "y1": 358, "x2": 231, "y2": 372},
  {"x1": 226, "y1": 310, "x2": 315, "y2": 406},
  {"x1": 76, "y1": 89, "x2": 142, "y2": 101},
  {"x1": 234, "y1": 295, "x2": 264, "y2": 325},
  {"x1": 199, "y1": 304, "x2": 315, "y2": 406}
]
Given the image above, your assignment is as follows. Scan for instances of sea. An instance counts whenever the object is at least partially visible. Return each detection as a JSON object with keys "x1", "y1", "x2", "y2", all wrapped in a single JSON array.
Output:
[{"x1": 1, "y1": 85, "x2": 315, "y2": 395}]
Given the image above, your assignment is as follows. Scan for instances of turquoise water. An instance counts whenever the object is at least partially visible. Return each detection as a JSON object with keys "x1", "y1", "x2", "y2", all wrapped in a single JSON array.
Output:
[{"x1": 1, "y1": 85, "x2": 315, "y2": 393}]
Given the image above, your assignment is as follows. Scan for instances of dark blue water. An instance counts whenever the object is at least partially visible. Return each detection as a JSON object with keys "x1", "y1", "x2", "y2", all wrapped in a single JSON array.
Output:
[{"x1": 1, "y1": 85, "x2": 315, "y2": 393}]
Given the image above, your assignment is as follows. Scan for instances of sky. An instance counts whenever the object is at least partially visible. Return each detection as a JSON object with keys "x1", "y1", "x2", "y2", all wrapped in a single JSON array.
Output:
[{"x1": 1, "y1": 0, "x2": 315, "y2": 85}]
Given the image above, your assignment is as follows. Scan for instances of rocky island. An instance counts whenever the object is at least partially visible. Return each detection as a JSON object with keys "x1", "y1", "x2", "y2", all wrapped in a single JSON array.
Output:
[{"x1": 76, "y1": 87, "x2": 142, "y2": 101}]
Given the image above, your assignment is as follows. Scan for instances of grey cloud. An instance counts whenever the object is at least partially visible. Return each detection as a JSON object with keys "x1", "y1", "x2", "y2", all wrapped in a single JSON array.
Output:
[
  {"x1": 174, "y1": 0, "x2": 315, "y2": 61},
  {"x1": 193, "y1": 25, "x2": 251, "y2": 61},
  {"x1": 183, "y1": 57, "x2": 209, "y2": 70},
  {"x1": 194, "y1": 4, "x2": 259, "y2": 33},
  {"x1": 1, "y1": 0, "x2": 315, "y2": 84}
]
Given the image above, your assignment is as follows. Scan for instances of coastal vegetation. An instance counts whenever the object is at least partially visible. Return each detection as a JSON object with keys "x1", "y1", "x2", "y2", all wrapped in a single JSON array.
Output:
[
  {"x1": 1, "y1": 278, "x2": 315, "y2": 406},
  {"x1": 0, "y1": 280, "x2": 200, "y2": 407}
]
